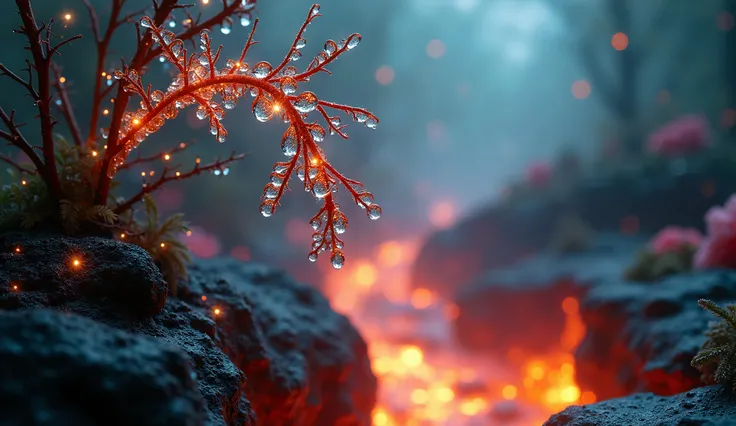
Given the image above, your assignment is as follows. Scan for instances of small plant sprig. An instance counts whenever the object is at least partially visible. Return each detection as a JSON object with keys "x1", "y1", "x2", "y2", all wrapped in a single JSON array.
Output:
[
  {"x1": 691, "y1": 299, "x2": 736, "y2": 391},
  {"x1": 109, "y1": 4, "x2": 381, "y2": 269},
  {"x1": 0, "y1": 0, "x2": 380, "y2": 282}
]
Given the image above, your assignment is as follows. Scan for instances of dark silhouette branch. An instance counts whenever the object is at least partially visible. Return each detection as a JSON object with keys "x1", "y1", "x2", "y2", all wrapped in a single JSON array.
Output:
[
  {"x1": 51, "y1": 63, "x2": 83, "y2": 147},
  {"x1": 113, "y1": 151, "x2": 245, "y2": 214}
]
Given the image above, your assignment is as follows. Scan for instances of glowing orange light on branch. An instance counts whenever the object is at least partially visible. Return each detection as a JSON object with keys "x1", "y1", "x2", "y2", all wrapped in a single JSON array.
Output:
[{"x1": 71, "y1": 257, "x2": 81, "y2": 268}]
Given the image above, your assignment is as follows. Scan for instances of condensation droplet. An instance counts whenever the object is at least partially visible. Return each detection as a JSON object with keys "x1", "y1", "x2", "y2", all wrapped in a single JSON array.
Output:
[
  {"x1": 310, "y1": 218, "x2": 321, "y2": 230},
  {"x1": 324, "y1": 40, "x2": 337, "y2": 55},
  {"x1": 311, "y1": 177, "x2": 330, "y2": 198},
  {"x1": 294, "y1": 91, "x2": 318, "y2": 113},
  {"x1": 296, "y1": 38, "x2": 307, "y2": 49},
  {"x1": 331, "y1": 251, "x2": 344, "y2": 269},
  {"x1": 280, "y1": 76, "x2": 298, "y2": 95},
  {"x1": 281, "y1": 126, "x2": 298, "y2": 157},
  {"x1": 260, "y1": 200, "x2": 275, "y2": 217},
  {"x1": 347, "y1": 34, "x2": 362, "y2": 50},
  {"x1": 308, "y1": 253, "x2": 318, "y2": 262},
  {"x1": 253, "y1": 61, "x2": 272, "y2": 78},
  {"x1": 253, "y1": 95, "x2": 274, "y2": 122},
  {"x1": 365, "y1": 117, "x2": 378, "y2": 129},
  {"x1": 367, "y1": 205, "x2": 382, "y2": 220}
]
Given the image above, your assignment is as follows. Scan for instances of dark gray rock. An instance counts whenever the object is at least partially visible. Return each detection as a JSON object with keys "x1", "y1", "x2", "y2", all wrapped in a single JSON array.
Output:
[
  {"x1": 576, "y1": 270, "x2": 736, "y2": 401},
  {"x1": 183, "y1": 259, "x2": 377, "y2": 426},
  {"x1": 544, "y1": 385, "x2": 736, "y2": 426},
  {"x1": 0, "y1": 308, "x2": 205, "y2": 426},
  {"x1": 0, "y1": 233, "x2": 376, "y2": 426},
  {"x1": 412, "y1": 156, "x2": 736, "y2": 298},
  {"x1": 0, "y1": 232, "x2": 168, "y2": 316},
  {"x1": 453, "y1": 234, "x2": 643, "y2": 353}
]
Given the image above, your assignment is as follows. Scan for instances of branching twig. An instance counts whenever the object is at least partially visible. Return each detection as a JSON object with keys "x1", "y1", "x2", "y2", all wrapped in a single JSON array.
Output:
[
  {"x1": 50, "y1": 63, "x2": 83, "y2": 147},
  {"x1": 96, "y1": 0, "x2": 180, "y2": 204},
  {"x1": 84, "y1": 0, "x2": 125, "y2": 146},
  {"x1": 0, "y1": 107, "x2": 46, "y2": 175},
  {"x1": 113, "y1": 151, "x2": 245, "y2": 214},
  {"x1": 118, "y1": 140, "x2": 195, "y2": 170},
  {"x1": 0, "y1": 153, "x2": 35, "y2": 174}
]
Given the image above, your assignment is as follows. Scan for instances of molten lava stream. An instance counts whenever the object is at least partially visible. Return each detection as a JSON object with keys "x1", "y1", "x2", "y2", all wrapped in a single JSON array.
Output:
[{"x1": 321, "y1": 240, "x2": 595, "y2": 425}]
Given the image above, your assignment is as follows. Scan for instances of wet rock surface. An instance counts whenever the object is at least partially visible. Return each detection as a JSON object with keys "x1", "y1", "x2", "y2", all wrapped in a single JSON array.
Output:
[
  {"x1": 544, "y1": 385, "x2": 736, "y2": 426},
  {"x1": 0, "y1": 232, "x2": 376, "y2": 426},
  {"x1": 0, "y1": 308, "x2": 206, "y2": 426},
  {"x1": 576, "y1": 270, "x2": 736, "y2": 401},
  {"x1": 453, "y1": 234, "x2": 644, "y2": 354},
  {"x1": 184, "y1": 259, "x2": 377, "y2": 426},
  {"x1": 412, "y1": 160, "x2": 736, "y2": 298}
]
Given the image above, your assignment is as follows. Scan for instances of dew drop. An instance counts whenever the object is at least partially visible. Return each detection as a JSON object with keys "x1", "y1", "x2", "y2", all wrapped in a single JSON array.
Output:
[
  {"x1": 347, "y1": 34, "x2": 362, "y2": 50},
  {"x1": 263, "y1": 184, "x2": 278, "y2": 199},
  {"x1": 253, "y1": 95, "x2": 274, "y2": 122},
  {"x1": 294, "y1": 91, "x2": 318, "y2": 113},
  {"x1": 333, "y1": 215, "x2": 347, "y2": 234},
  {"x1": 260, "y1": 200, "x2": 275, "y2": 217},
  {"x1": 367, "y1": 205, "x2": 382, "y2": 220},
  {"x1": 100, "y1": 128, "x2": 109, "y2": 139},
  {"x1": 253, "y1": 61, "x2": 272, "y2": 78},
  {"x1": 290, "y1": 50, "x2": 302, "y2": 61},
  {"x1": 309, "y1": 125, "x2": 325, "y2": 142},
  {"x1": 140, "y1": 17, "x2": 154, "y2": 28},
  {"x1": 356, "y1": 112, "x2": 368, "y2": 123},
  {"x1": 311, "y1": 5, "x2": 321, "y2": 16},
  {"x1": 240, "y1": 13, "x2": 252, "y2": 27},
  {"x1": 323, "y1": 40, "x2": 337, "y2": 55},
  {"x1": 330, "y1": 251, "x2": 344, "y2": 269},
  {"x1": 308, "y1": 253, "x2": 318, "y2": 262},
  {"x1": 365, "y1": 117, "x2": 378, "y2": 129},
  {"x1": 196, "y1": 106, "x2": 207, "y2": 120},
  {"x1": 296, "y1": 38, "x2": 307, "y2": 49},
  {"x1": 311, "y1": 177, "x2": 330, "y2": 198},
  {"x1": 281, "y1": 127, "x2": 298, "y2": 157},
  {"x1": 283, "y1": 66, "x2": 298, "y2": 76},
  {"x1": 329, "y1": 116, "x2": 341, "y2": 126},
  {"x1": 217, "y1": 129, "x2": 227, "y2": 143},
  {"x1": 310, "y1": 218, "x2": 321, "y2": 230},
  {"x1": 280, "y1": 76, "x2": 298, "y2": 95},
  {"x1": 220, "y1": 19, "x2": 232, "y2": 35},
  {"x1": 151, "y1": 90, "x2": 164, "y2": 102},
  {"x1": 297, "y1": 165, "x2": 305, "y2": 181},
  {"x1": 358, "y1": 193, "x2": 374, "y2": 208}
]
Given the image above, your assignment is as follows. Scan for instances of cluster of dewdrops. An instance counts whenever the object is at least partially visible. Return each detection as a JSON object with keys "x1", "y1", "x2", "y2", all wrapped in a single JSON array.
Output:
[{"x1": 106, "y1": 3, "x2": 380, "y2": 270}]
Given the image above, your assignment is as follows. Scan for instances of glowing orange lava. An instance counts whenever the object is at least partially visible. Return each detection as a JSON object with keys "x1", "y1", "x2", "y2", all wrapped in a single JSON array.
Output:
[{"x1": 321, "y1": 238, "x2": 593, "y2": 425}]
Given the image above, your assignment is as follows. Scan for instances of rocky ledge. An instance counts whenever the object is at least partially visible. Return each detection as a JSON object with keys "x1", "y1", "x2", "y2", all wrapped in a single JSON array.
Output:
[
  {"x1": 575, "y1": 270, "x2": 736, "y2": 401},
  {"x1": 0, "y1": 232, "x2": 376, "y2": 426},
  {"x1": 545, "y1": 385, "x2": 736, "y2": 426},
  {"x1": 453, "y1": 234, "x2": 643, "y2": 354}
]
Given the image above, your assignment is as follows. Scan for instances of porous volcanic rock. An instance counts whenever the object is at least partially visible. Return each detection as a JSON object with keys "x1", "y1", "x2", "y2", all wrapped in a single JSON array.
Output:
[
  {"x1": 576, "y1": 270, "x2": 736, "y2": 401},
  {"x1": 0, "y1": 231, "x2": 168, "y2": 316},
  {"x1": 0, "y1": 232, "x2": 376, "y2": 426},
  {"x1": 454, "y1": 234, "x2": 644, "y2": 354},
  {"x1": 412, "y1": 156, "x2": 736, "y2": 298},
  {"x1": 544, "y1": 385, "x2": 736, "y2": 426},
  {"x1": 0, "y1": 308, "x2": 206, "y2": 426},
  {"x1": 0, "y1": 232, "x2": 252, "y2": 425},
  {"x1": 183, "y1": 259, "x2": 377, "y2": 426}
]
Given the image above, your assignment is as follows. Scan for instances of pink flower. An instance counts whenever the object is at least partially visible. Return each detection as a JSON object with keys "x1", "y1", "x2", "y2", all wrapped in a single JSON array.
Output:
[
  {"x1": 525, "y1": 162, "x2": 552, "y2": 187},
  {"x1": 694, "y1": 194, "x2": 736, "y2": 269},
  {"x1": 649, "y1": 226, "x2": 702, "y2": 255},
  {"x1": 646, "y1": 114, "x2": 710, "y2": 156}
]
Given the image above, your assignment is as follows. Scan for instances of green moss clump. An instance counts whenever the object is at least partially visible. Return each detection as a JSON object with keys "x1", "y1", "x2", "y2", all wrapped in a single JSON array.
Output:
[
  {"x1": 0, "y1": 137, "x2": 191, "y2": 291},
  {"x1": 691, "y1": 299, "x2": 736, "y2": 391}
]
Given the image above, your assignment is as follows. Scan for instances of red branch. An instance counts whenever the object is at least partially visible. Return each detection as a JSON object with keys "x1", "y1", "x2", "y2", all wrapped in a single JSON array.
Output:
[
  {"x1": 113, "y1": 151, "x2": 245, "y2": 214},
  {"x1": 118, "y1": 140, "x2": 194, "y2": 170},
  {"x1": 95, "y1": 0, "x2": 180, "y2": 205},
  {"x1": 51, "y1": 63, "x2": 83, "y2": 147}
]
